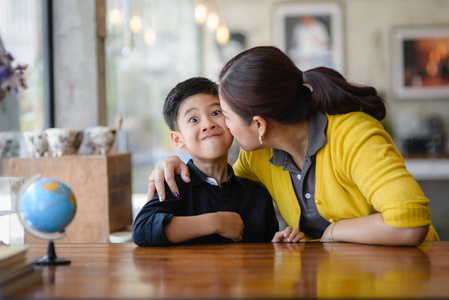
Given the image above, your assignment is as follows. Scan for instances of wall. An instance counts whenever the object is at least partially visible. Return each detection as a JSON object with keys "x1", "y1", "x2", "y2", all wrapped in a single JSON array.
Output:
[
  {"x1": 345, "y1": 0, "x2": 449, "y2": 144},
  {"x1": 53, "y1": 0, "x2": 99, "y2": 129},
  {"x1": 213, "y1": 0, "x2": 449, "y2": 147}
]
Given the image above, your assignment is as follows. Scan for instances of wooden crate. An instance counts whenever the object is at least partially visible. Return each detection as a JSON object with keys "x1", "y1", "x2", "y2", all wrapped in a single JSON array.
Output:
[{"x1": 9, "y1": 153, "x2": 133, "y2": 243}]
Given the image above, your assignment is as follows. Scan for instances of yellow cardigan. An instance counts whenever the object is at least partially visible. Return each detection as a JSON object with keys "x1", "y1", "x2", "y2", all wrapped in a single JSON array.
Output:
[{"x1": 233, "y1": 112, "x2": 439, "y2": 241}]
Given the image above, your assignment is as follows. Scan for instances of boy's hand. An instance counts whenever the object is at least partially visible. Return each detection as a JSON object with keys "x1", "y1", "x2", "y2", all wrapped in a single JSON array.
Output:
[
  {"x1": 271, "y1": 226, "x2": 305, "y2": 243},
  {"x1": 214, "y1": 212, "x2": 244, "y2": 241}
]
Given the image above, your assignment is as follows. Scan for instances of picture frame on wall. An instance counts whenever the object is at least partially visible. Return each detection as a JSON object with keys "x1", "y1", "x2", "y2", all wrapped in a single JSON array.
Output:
[
  {"x1": 393, "y1": 26, "x2": 449, "y2": 100},
  {"x1": 274, "y1": 2, "x2": 344, "y2": 73}
]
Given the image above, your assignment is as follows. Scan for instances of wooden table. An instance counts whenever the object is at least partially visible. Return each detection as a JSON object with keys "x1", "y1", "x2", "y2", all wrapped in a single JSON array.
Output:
[{"x1": 17, "y1": 242, "x2": 449, "y2": 299}]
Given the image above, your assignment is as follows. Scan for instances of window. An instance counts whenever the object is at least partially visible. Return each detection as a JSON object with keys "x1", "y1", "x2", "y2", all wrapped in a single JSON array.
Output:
[
  {"x1": 105, "y1": 0, "x2": 202, "y2": 193},
  {"x1": 0, "y1": 0, "x2": 45, "y2": 132},
  {"x1": 0, "y1": 0, "x2": 45, "y2": 161},
  {"x1": 105, "y1": 0, "x2": 242, "y2": 195}
]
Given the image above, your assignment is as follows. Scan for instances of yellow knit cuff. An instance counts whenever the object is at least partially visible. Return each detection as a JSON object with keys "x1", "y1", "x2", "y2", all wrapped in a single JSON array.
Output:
[{"x1": 382, "y1": 206, "x2": 431, "y2": 228}]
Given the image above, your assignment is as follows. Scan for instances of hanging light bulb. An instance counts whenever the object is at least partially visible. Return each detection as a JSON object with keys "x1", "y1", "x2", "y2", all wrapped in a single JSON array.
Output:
[
  {"x1": 130, "y1": 15, "x2": 142, "y2": 34},
  {"x1": 207, "y1": 12, "x2": 219, "y2": 31},
  {"x1": 144, "y1": 28, "x2": 157, "y2": 46},
  {"x1": 216, "y1": 25, "x2": 229, "y2": 44},
  {"x1": 195, "y1": 1, "x2": 207, "y2": 24},
  {"x1": 108, "y1": 8, "x2": 124, "y2": 26}
]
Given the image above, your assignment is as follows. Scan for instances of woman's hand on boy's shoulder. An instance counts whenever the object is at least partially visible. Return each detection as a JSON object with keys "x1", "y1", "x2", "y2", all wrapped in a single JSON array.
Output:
[
  {"x1": 147, "y1": 156, "x2": 190, "y2": 202},
  {"x1": 271, "y1": 226, "x2": 305, "y2": 243}
]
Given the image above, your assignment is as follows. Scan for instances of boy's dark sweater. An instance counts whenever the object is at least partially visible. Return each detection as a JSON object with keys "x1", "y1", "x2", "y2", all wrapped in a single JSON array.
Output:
[{"x1": 132, "y1": 159, "x2": 279, "y2": 246}]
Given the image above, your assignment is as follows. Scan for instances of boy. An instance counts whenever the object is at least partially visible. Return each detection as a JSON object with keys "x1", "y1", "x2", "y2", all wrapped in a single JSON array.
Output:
[{"x1": 133, "y1": 77, "x2": 299, "y2": 246}]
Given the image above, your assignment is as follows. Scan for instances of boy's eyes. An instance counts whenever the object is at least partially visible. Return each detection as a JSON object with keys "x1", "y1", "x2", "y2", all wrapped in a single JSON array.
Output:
[
  {"x1": 211, "y1": 110, "x2": 221, "y2": 116},
  {"x1": 188, "y1": 110, "x2": 221, "y2": 123},
  {"x1": 189, "y1": 116, "x2": 199, "y2": 123}
]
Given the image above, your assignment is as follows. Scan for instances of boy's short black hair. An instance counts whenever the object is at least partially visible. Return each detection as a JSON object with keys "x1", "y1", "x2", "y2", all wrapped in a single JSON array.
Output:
[{"x1": 163, "y1": 77, "x2": 218, "y2": 131}]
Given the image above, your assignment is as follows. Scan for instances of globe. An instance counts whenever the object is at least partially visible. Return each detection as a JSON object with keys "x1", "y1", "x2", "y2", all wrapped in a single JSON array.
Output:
[
  {"x1": 17, "y1": 175, "x2": 77, "y2": 265},
  {"x1": 20, "y1": 177, "x2": 76, "y2": 233}
]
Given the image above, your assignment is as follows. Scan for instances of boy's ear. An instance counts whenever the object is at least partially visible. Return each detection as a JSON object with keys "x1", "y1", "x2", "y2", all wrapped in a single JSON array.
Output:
[{"x1": 170, "y1": 131, "x2": 185, "y2": 149}]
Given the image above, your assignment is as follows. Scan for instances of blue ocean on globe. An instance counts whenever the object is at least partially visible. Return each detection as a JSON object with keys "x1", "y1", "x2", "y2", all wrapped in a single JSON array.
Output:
[{"x1": 21, "y1": 177, "x2": 77, "y2": 233}]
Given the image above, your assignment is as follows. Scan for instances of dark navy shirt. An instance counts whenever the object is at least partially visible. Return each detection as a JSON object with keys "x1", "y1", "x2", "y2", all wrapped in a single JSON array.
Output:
[{"x1": 132, "y1": 159, "x2": 279, "y2": 246}]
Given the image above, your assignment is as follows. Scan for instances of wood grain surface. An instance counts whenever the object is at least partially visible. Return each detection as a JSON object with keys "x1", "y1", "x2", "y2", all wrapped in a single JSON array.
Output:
[{"x1": 14, "y1": 241, "x2": 449, "y2": 299}]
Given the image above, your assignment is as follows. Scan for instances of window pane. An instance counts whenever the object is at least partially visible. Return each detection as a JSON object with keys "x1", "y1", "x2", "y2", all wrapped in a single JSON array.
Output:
[
  {"x1": 105, "y1": 0, "x2": 201, "y2": 193},
  {"x1": 0, "y1": 0, "x2": 45, "y2": 161},
  {"x1": 0, "y1": 0, "x2": 45, "y2": 132}
]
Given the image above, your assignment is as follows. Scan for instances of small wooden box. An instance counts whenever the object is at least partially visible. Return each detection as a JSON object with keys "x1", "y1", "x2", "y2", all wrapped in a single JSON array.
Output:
[{"x1": 9, "y1": 153, "x2": 133, "y2": 243}]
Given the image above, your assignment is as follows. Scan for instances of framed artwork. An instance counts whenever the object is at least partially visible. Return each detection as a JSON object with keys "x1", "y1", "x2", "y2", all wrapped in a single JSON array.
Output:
[
  {"x1": 274, "y1": 2, "x2": 344, "y2": 73},
  {"x1": 393, "y1": 26, "x2": 449, "y2": 99}
]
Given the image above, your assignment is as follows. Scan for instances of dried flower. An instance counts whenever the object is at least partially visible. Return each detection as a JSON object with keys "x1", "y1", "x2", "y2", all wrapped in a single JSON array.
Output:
[{"x1": 0, "y1": 47, "x2": 27, "y2": 98}]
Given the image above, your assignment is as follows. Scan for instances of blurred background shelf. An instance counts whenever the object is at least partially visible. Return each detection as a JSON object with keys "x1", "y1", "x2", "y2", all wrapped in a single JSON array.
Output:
[{"x1": 404, "y1": 157, "x2": 449, "y2": 180}]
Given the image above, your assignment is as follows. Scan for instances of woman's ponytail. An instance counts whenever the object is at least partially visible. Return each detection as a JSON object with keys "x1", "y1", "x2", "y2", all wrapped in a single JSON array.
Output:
[{"x1": 304, "y1": 67, "x2": 386, "y2": 121}]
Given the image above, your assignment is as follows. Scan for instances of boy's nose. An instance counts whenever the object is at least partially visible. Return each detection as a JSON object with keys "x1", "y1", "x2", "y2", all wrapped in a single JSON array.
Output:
[{"x1": 202, "y1": 120, "x2": 216, "y2": 131}]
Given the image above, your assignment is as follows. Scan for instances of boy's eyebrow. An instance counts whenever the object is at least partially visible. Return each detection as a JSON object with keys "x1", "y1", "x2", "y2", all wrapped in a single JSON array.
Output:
[
  {"x1": 184, "y1": 107, "x2": 198, "y2": 116},
  {"x1": 183, "y1": 102, "x2": 221, "y2": 116}
]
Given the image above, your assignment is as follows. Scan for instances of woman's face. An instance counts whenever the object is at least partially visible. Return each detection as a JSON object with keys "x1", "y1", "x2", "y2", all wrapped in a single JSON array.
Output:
[{"x1": 219, "y1": 97, "x2": 260, "y2": 151}]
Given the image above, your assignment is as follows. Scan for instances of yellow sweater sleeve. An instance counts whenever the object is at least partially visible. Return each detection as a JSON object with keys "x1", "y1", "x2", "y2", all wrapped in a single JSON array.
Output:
[{"x1": 324, "y1": 113, "x2": 432, "y2": 228}]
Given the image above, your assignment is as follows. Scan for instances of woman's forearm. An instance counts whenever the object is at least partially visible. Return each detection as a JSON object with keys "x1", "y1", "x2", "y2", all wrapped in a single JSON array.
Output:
[{"x1": 321, "y1": 213, "x2": 429, "y2": 246}]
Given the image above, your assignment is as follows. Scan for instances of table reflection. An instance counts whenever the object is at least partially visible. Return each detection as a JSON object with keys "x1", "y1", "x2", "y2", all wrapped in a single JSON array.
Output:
[
  {"x1": 132, "y1": 242, "x2": 433, "y2": 299},
  {"x1": 319, "y1": 243, "x2": 430, "y2": 298}
]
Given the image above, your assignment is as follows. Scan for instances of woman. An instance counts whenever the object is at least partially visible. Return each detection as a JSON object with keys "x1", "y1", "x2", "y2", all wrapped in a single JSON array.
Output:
[{"x1": 148, "y1": 46, "x2": 439, "y2": 245}]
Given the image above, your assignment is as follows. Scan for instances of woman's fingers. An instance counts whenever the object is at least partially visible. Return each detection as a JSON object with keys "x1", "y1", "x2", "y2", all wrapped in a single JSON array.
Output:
[
  {"x1": 147, "y1": 156, "x2": 190, "y2": 202},
  {"x1": 147, "y1": 178, "x2": 156, "y2": 201},
  {"x1": 271, "y1": 231, "x2": 283, "y2": 242},
  {"x1": 287, "y1": 228, "x2": 300, "y2": 242},
  {"x1": 291, "y1": 230, "x2": 305, "y2": 242},
  {"x1": 160, "y1": 160, "x2": 191, "y2": 201},
  {"x1": 282, "y1": 226, "x2": 293, "y2": 238},
  {"x1": 177, "y1": 162, "x2": 191, "y2": 184},
  {"x1": 154, "y1": 166, "x2": 168, "y2": 202},
  {"x1": 280, "y1": 227, "x2": 305, "y2": 242}
]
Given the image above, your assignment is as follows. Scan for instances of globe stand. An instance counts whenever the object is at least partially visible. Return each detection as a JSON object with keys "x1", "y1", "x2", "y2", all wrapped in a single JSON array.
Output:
[{"x1": 34, "y1": 240, "x2": 71, "y2": 266}]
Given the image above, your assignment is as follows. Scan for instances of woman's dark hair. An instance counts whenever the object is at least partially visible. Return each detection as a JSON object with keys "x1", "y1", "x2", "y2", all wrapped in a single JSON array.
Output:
[
  {"x1": 163, "y1": 77, "x2": 218, "y2": 130},
  {"x1": 219, "y1": 46, "x2": 386, "y2": 125}
]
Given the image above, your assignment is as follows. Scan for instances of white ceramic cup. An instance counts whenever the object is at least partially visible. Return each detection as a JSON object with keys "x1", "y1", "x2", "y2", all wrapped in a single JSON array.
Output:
[
  {"x1": 85, "y1": 126, "x2": 117, "y2": 155},
  {"x1": 0, "y1": 131, "x2": 20, "y2": 158},
  {"x1": 45, "y1": 128, "x2": 76, "y2": 157},
  {"x1": 23, "y1": 131, "x2": 49, "y2": 158}
]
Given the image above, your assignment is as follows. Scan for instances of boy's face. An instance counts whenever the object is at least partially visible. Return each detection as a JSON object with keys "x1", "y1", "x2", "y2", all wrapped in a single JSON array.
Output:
[{"x1": 171, "y1": 93, "x2": 233, "y2": 161}]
